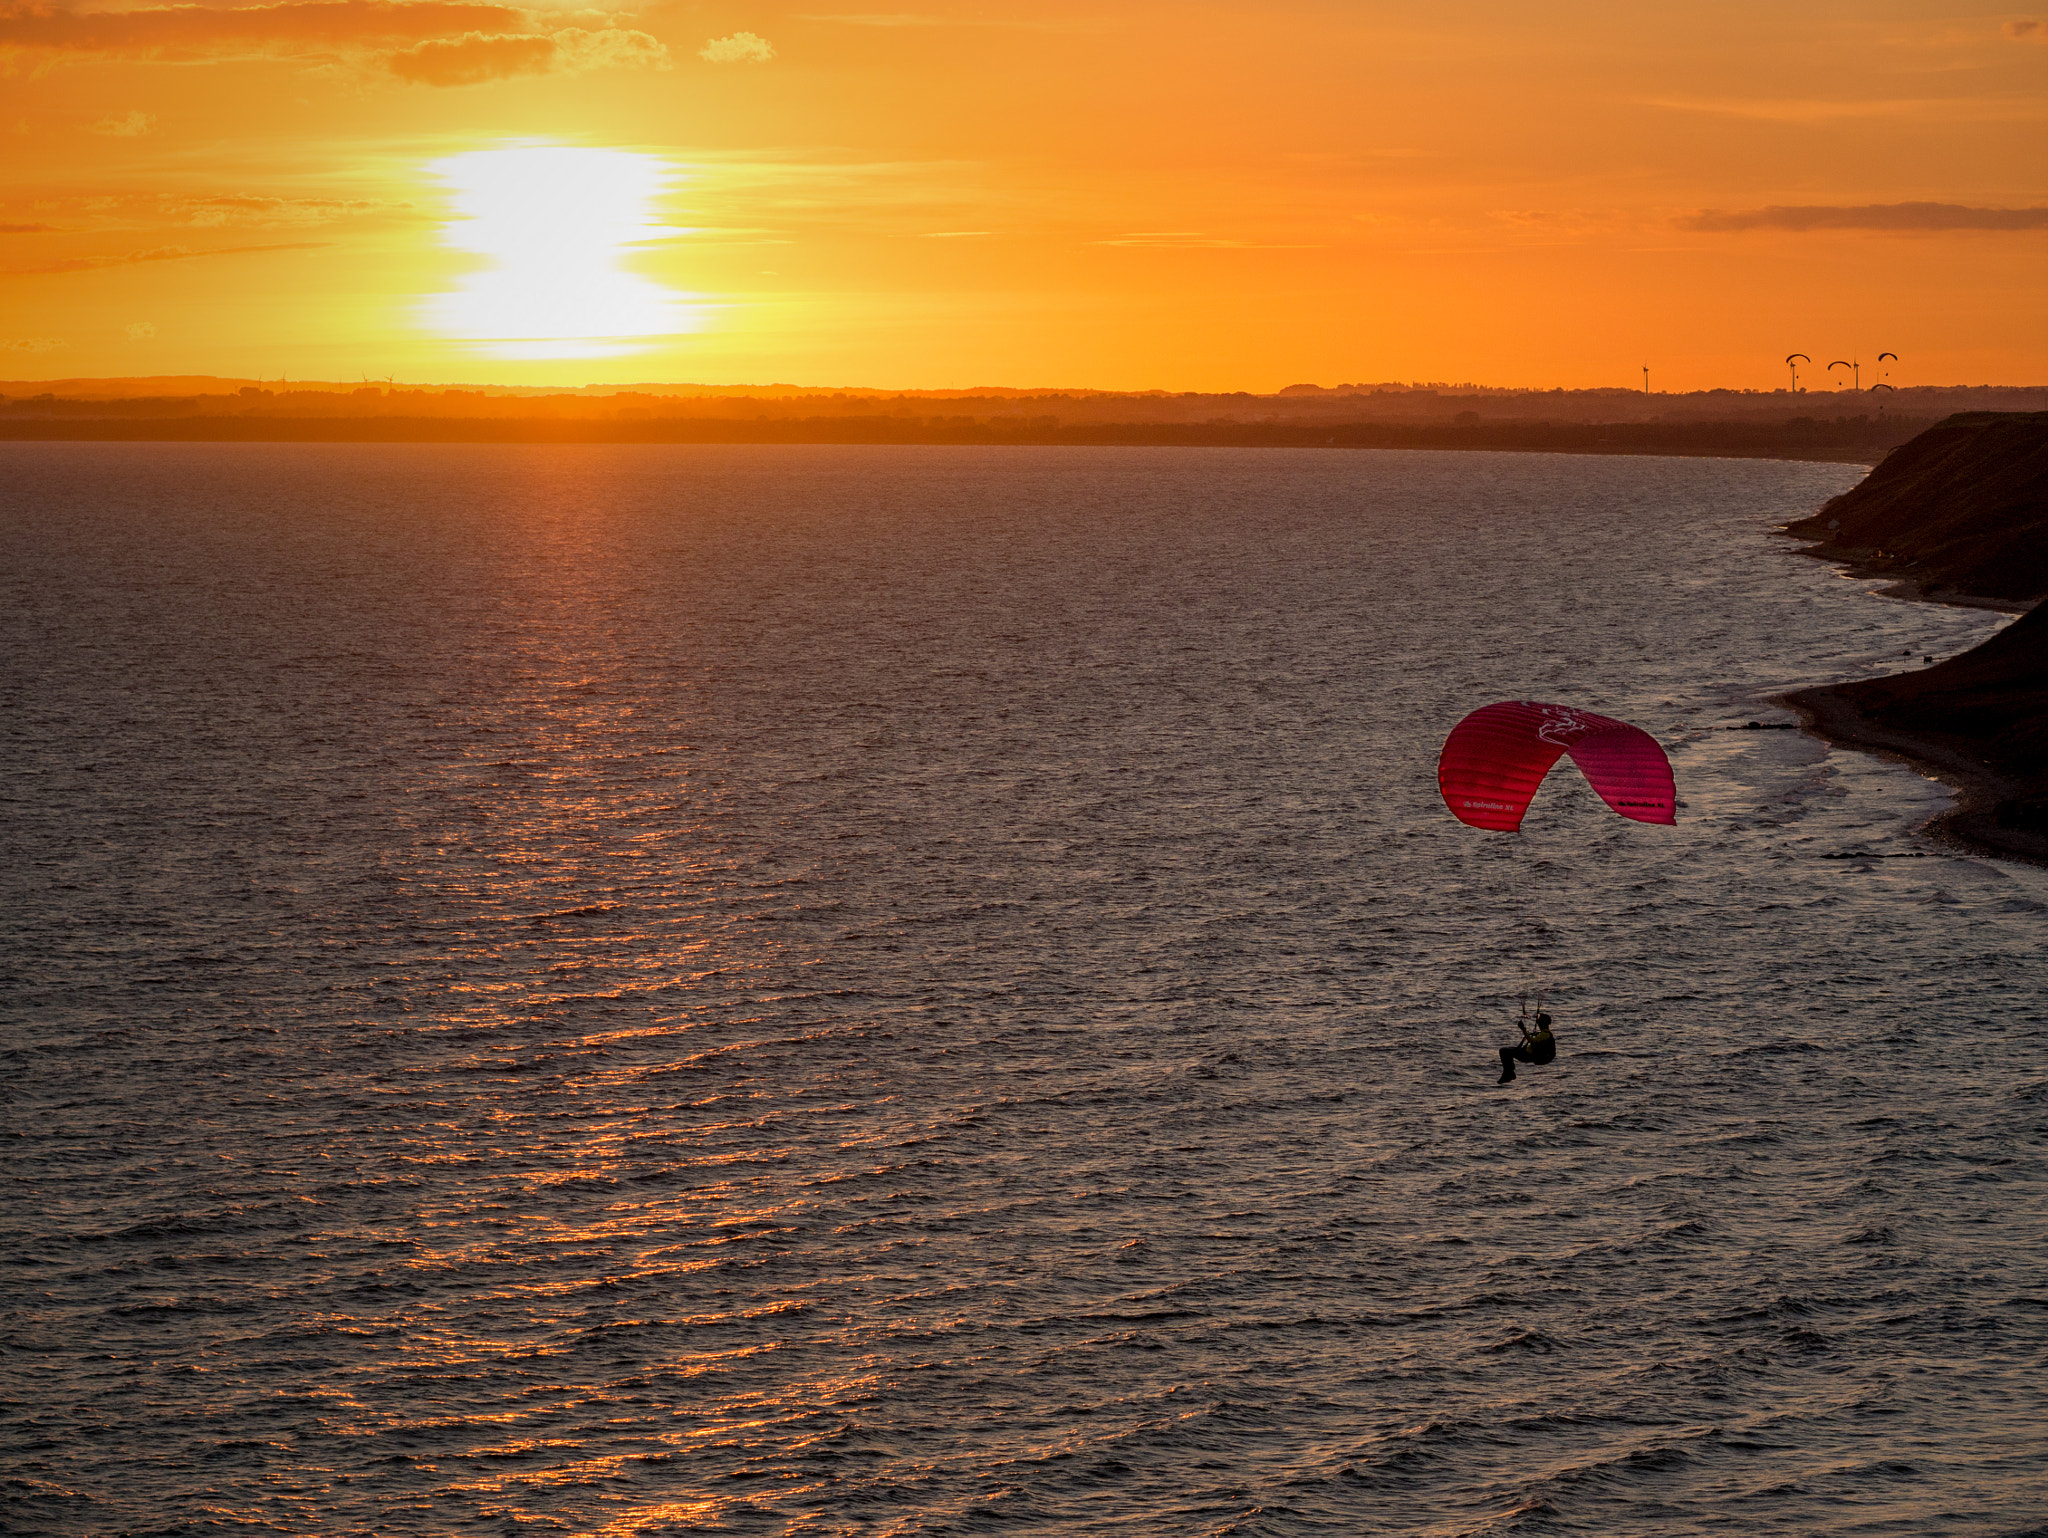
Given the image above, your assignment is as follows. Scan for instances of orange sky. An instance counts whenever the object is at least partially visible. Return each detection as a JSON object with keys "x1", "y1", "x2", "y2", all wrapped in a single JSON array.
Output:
[{"x1": 3, "y1": 0, "x2": 2045, "y2": 390}]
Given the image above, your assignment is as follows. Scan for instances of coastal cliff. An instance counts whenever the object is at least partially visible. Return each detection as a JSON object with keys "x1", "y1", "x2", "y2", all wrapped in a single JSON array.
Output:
[
  {"x1": 1783, "y1": 411, "x2": 2048, "y2": 861},
  {"x1": 1783, "y1": 410, "x2": 2048, "y2": 605}
]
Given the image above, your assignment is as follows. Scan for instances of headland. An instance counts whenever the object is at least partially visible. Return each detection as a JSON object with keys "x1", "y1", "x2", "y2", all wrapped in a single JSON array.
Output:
[{"x1": 1780, "y1": 411, "x2": 2048, "y2": 863}]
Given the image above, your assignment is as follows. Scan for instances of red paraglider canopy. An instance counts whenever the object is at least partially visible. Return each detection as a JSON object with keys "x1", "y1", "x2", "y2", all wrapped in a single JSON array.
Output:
[{"x1": 1438, "y1": 701, "x2": 1676, "y2": 832}]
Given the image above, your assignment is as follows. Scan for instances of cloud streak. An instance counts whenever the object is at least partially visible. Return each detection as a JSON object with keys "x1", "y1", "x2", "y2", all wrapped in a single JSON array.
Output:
[
  {"x1": 91, "y1": 110, "x2": 157, "y2": 135},
  {"x1": 169, "y1": 193, "x2": 412, "y2": 226},
  {"x1": 1094, "y1": 231, "x2": 1319, "y2": 249},
  {"x1": 1640, "y1": 94, "x2": 2044, "y2": 124},
  {"x1": 793, "y1": 12, "x2": 1088, "y2": 30},
  {"x1": 552, "y1": 25, "x2": 664, "y2": 71},
  {"x1": 1684, "y1": 202, "x2": 2048, "y2": 232},
  {"x1": 698, "y1": 30, "x2": 771, "y2": 62},
  {"x1": 795, "y1": 12, "x2": 946, "y2": 24},
  {"x1": 385, "y1": 28, "x2": 552, "y2": 82},
  {"x1": 1, "y1": 1, "x2": 523, "y2": 60},
  {"x1": 7, "y1": 239, "x2": 329, "y2": 276},
  {"x1": 0, "y1": 0, "x2": 670, "y2": 84}
]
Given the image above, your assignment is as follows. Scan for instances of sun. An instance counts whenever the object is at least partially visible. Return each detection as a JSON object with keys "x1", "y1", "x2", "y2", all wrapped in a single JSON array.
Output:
[{"x1": 422, "y1": 145, "x2": 695, "y2": 360}]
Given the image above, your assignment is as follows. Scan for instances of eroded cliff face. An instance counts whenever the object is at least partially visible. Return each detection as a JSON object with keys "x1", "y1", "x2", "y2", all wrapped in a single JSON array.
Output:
[
  {"x1": 1785, "y1": 411, "x2": 2048, "y2": 604},
  {"x1": 1785, "y1": 413, "x2": 2048, "y2": 856}
]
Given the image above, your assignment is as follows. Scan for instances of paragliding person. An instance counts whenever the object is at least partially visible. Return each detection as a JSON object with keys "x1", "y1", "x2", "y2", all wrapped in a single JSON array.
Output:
[{"x1": 1497, "y1": 1013, "x2": 1556, "y2": 1085}]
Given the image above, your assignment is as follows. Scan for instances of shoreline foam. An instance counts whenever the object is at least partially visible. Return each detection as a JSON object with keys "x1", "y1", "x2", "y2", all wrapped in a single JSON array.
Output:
[
  {"x1": 1779, "y1": 678, "x2": 2048, "y2": 867},
  {"x1": 1772, "y1": 411, "x2": 2048, "y2": 865}
]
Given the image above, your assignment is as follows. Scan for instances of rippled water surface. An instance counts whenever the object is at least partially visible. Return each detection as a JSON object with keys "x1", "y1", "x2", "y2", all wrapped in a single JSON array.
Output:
[{"x1": 4, "y1": 443, "x2": 2046, "y2": 1537}]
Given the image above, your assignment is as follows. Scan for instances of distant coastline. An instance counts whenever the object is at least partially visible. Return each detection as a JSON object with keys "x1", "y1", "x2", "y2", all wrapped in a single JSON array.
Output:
[
  {"x1": 0, "y1": 413, "x2": 1901, "y2": 461},
  {"x1": 8, "y1": 378, "x2": 2048, "y2": 462}
]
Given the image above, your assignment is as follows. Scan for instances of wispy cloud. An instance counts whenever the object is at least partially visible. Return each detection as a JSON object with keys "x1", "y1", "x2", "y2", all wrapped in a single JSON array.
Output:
[
  {"x1": 0, "y1": 1, "x2": 670, "y2": 85},
  {"x1": 698, "y1": 30, "x2": 772, "y2": 62},
  {"x1": 90, "y1": 110, "x2": 156, "y2": 135},
  {"x1": 125, "y1": 321, "x2": 156, "y2": 338},
  {"x1": 795, "y1": 13, "x2": 948, "y2": 25},
  {"x1": 2005, "y1": 18, "x2": 2047, "y2": 41},
  {"x1": 1097, "y1": 231, "x2": 1241, "y2": 247},
  {"x1": 168, "y1": 193, "x2": 411, "y2": 226},
  {"x1": 1, "y1": 194, "x2": 409, "y2": 234},
  {"x1": 1094, "y1": 231, "x2": 1319, "y2": 249},
  {"x1": 1, "y1": 1, "x2": 524, "y2": 62},
  {"x1": 0, "y1": 335, "x2": 65, "y2": 351},
  {"x1": 552, "y1": 25, "x2": 663, "y2": 71},
  {"x1": 1643, "y1": 95, "x2": 1935, "y2": 122},
  {"x1": 1683, "y1": 202, "x2": 2048, "y2": 232},
  {"x1": 385, "y1": 29, "x2": 553, "y2": 82},
  {"x1": 1639, "y1": 94, "x2": 2043, "y2": 124},
  {"x1": 8, "y1": 240, "x2": 329, "y2": 276},
  {"x1": 793, "y1": 12, "x2": 1087, "y2": 30}
]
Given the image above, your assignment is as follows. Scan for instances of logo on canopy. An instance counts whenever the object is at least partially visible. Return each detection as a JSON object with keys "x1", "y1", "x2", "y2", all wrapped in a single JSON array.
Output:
[{"x1": 1530, "y1": 704, "x2": 1595, "y2": 747}]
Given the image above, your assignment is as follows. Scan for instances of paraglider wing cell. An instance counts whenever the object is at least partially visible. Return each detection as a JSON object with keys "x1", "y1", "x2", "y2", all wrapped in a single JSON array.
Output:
[
  {"x1": 1563, "y1": 718, "x2": 1676, "y2": 826},
  {"x1": 1437, "y1": 701, "x2": 1675, "y2": 831},
  {"x1": 1436, "y1": 701, "x2": 1575, "y2": 831}
]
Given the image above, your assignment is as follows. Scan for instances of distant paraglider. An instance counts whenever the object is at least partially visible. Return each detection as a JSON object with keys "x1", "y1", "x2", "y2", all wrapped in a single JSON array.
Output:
[
  {"x1": 1785, "y1": 352, "x2": 1810, "y2": 391},
  {"x1": 1438, "y1": 701, "x2": 1676, "y2": 832},
  {"x1": 1829, "y1": 358, "x2": 1860, "y2": 390}
]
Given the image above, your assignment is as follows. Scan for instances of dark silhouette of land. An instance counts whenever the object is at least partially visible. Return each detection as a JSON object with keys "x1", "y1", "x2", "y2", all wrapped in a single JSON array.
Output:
[
  {"x1": 1782, "y1": 412, "x2": 2048, "y2": 862},
  {"x1": 7, "y1": 376, "x2": 2048, "y2": 461},
  {"x1": 1782, "y1": 412, "x2": 2048, "y2": 604}
]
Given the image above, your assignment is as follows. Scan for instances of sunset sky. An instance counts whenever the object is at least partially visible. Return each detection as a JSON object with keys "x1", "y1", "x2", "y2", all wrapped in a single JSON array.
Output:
[{"x1": 3, "y1": 0, "x2": 2045, "y2": 390}]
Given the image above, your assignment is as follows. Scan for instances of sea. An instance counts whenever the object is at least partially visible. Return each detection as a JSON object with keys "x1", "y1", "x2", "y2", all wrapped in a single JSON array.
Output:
[{"x1": 3, "y1": 443, "x2": 2044, "y2": 1538}]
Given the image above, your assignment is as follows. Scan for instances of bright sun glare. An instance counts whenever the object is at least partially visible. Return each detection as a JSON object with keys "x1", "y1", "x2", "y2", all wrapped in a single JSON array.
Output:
[{"x1": 424, "y1": 146, "x2": 693, "y2": 360}]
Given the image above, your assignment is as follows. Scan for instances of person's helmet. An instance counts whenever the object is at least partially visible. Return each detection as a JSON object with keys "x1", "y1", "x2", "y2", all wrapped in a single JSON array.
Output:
[{"x1": 1535, "y1": 1013, "x2": 1552, "y2": 1027}]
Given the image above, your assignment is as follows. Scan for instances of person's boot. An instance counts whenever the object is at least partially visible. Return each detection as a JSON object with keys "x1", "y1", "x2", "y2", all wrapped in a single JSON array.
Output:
[{"x1": 1497, "y1": 1050, "x2": 1516, "y2": 1085}]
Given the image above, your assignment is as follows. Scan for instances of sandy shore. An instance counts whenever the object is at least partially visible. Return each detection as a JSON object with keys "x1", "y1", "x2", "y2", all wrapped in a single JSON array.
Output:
[
  {"x1": 1784, "y1": 541, "x2": 2032, "y2": 613},
  {"x1": 1780, "y1": 681, "x2": 2048, "y2": 866}
]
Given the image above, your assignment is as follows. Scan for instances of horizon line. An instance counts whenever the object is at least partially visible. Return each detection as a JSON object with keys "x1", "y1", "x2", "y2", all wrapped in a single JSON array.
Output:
[{"x1": 7, "y1": 375, "x2": 2048, "y2": 400}]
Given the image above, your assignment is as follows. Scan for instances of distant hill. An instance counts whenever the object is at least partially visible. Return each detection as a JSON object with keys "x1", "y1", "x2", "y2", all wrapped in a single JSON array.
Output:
[
  {"x1": 1784, "y1": 411, "x2": 2048, "y2": 861},
  {"x1": 6, "y1": 377, "x2": 2048, "y2": 431},
  {"x1": 1783, "y1": 411, "x2": 2048, "y2": 604},
  {"x1": 11, "y1": 377, "x2": 2040, "y2": 462}
]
